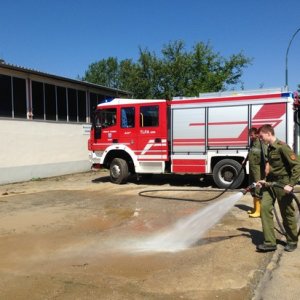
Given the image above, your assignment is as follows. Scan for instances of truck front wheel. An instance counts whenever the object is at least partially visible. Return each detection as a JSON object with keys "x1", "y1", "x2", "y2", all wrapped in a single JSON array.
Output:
[
  {"x1": 212, "y1": 159, "x2": 245, "y2": 189},
  {"x1": 110, "y1": 158, "x2": 129, "y2": 184}
]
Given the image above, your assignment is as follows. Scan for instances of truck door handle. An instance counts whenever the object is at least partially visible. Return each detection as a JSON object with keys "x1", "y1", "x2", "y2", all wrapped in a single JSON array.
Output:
[{"x1": 154, "y1": 138, "x2": 161, "y2": 143}]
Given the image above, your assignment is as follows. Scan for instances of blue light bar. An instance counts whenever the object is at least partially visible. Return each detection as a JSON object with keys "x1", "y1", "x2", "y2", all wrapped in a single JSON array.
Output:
[
  {"x1": 100, "y1": 97, "x2": 114, "y2": 103},
  {"x1": 281, "y1": 92, "x2": 292, "y2": 98}
]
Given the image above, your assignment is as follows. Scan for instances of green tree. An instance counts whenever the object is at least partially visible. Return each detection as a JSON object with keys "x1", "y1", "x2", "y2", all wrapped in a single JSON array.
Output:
[
  {"x1": 82, "y1": 40, "x2": 251, "y2": 99},
  {"x1": 83, "y1": 57, "x2": 120, "y2": 88}
]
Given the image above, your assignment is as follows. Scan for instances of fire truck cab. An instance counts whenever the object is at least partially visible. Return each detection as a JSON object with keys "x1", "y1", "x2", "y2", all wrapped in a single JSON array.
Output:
[
  {"x1": 89, "y1": 98, "x2": 169, "y2": 184},
  {"x1": 88, "y1": 88, "x2": 297, "y2": 188}
]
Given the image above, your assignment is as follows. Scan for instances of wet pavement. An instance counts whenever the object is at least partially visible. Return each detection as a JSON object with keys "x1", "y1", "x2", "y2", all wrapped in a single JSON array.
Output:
[{"x1": 0, "y1": 171, "x2": 290, "y2": 299}]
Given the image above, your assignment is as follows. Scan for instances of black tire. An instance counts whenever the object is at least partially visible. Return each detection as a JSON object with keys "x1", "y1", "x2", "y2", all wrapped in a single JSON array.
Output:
[
  {"x1": 212, "y1": 159, "x2": 245, "y2": 189},
  {"x1": 110, "y1": 158, "x2": 129, "y2": 184}
]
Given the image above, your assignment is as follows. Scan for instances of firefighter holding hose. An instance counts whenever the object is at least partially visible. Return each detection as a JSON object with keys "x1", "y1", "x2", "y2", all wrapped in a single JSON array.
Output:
[
  {"x1": 246, "y1": 127, "x2": 267, "y2": 218},
  {"x1": 256, "y1": 124, "x2": 300, "y2": 252}
]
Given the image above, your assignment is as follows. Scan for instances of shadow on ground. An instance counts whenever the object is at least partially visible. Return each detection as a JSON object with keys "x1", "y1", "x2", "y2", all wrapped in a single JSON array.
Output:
[{"x1": 92, "y1": 173, "x2": 249, "y2": 188}]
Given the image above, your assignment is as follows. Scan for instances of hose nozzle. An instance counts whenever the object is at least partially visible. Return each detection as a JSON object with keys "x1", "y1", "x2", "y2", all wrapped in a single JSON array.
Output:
[
  {"x1": 240, "y1": 188, "x2": 248, "y2": 195},
  {"x1": 240, "y1": 182, "x2": 257, "y2": 195}
]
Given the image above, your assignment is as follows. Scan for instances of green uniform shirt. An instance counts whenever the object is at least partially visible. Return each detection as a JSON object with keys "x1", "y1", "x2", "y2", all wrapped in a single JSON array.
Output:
[
  {"x1": 249, "y1": 138, "x2": 265, "y2": 166},
  {"x1": 267, "y1": 138, "x2": 300, "y2": 186},
  {"x1": 248, "y1": 137, "x2": 266, "y2": 183}
]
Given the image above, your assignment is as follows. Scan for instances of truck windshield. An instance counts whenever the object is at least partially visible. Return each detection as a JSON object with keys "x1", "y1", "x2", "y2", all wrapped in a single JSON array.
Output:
[{"x1": 95, "y1": 108, "x2": 117, "y2": 128}]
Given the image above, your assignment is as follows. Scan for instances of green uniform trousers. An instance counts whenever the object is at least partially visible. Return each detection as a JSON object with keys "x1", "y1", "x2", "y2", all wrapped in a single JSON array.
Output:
[
  {"x1": 249, "y1": 164, "x2": 263, "y2": 198},
  {"x1": 261, "y1": 186, "x2": 298, "y2": 246}
]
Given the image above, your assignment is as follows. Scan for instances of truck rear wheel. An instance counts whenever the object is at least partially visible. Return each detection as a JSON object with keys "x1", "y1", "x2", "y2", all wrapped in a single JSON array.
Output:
[
  {"x1": 212, "y1": 159, "x2": 245, "y2": 189},
  {"x1": 110, "y1": 158, "x2": 129, "y2": 184}
]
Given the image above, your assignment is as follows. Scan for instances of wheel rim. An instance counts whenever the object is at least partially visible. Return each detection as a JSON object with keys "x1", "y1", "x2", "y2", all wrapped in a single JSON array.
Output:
[
  {"x1": 111, "y1": 164, "x2": 121, "y2": 179},
  {"x1": 218, "y1": 165, "x2": 237, "y2": 185}
]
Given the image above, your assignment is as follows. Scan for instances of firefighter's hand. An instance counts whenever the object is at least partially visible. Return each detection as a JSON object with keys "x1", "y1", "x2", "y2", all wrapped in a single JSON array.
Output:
[
  {"x1": 284, "y1": 185, "x2": 294, "y2": 194},
  {"x1": 256, "y1": 180, "x2": 266, "y2": 188}
]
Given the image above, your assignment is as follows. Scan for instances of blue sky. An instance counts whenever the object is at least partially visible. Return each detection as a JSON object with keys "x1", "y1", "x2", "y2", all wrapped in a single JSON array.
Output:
[{"x1": 1, "y1": 0, "x2": 300, "y2": 92}]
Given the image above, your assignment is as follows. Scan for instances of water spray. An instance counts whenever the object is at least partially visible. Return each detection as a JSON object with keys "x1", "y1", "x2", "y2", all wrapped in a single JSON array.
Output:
[
  {"x1": 126, "y1": 192, "x2": 244, "y2": 253},
  {"x1": 129, "y1": 181, "x2": 300, "y2": 252},
  {"x1": 133, "y1": 163, "x2": 247, "y2": 252}
]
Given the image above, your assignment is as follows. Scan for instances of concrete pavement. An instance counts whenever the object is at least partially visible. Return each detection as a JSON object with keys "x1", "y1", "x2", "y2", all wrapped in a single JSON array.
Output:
[
  {"x1": 252, "y1": 186, "x2": 300, "y2": 300},
  {"x1": 253, "y1": 244, "x2": 300, "y2": 300}
]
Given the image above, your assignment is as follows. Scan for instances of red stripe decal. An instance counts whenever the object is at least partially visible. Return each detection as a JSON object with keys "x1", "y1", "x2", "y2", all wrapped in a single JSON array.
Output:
[
  {"x1": 172, "y1": 165, "x2": 206, "y2": 173},
  {"x1": 253, "y1": 103, "x2": 286, "y2": 120},
  {"x1": 172, "y1": 159, "x2": 206, "y2": 165}
]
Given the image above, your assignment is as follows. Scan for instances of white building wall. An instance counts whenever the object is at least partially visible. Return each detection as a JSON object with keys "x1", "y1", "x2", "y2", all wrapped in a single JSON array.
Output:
[{"x1": 0, "y1": 120, "x2": 91, "y2": 185}]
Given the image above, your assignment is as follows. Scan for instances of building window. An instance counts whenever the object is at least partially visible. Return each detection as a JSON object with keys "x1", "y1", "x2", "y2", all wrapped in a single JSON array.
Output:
[
  {"x1": 0, "y1": 74, "x2": 12, "y2": 117},
  {"x1": 89, "y1": 93, "x2": 107, "y2": 119},
  {"x1": 68, "y1": 88, "x2": 77, "y2": 122},
  {"x1": 32, "y1": 81, "x2": 44, "y2": 119},
  {"x1": 45, "y1": 83, "x2": 56, "y2": 121},
  {"x1": 57, "y1": 86, "x2": 67, "y2": 121},
  {"x1": 0, "y1": 71, "x2": 124, "y2": 122},
  {"x1": 78, "y1": 90, "x2": 86, "y2": 122},
  {"x1": 90, "y1": 92, "x2": 98, "y2": 115},
  {"x1": 13, "y1": 77, "x2": 27, "y2": 118}
]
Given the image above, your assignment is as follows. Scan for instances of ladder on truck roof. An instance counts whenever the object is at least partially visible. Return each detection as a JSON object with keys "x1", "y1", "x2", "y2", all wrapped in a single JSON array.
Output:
[{"x1": 172, "y1": 87, "x2": 288, "y2": 100}]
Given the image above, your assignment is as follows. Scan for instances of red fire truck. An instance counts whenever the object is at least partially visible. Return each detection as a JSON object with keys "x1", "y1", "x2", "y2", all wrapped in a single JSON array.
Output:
[{"x1": 88, "y1": 88, "x2": 299, "y2": 188}]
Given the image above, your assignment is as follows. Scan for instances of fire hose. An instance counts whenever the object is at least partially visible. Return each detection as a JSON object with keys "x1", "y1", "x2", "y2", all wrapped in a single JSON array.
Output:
[
  {"x1": 241, "y1": 182, "x2": 300, "y2": 237},
  {"x1": 138, "y1": 158, "x2": 247, "y2": 202}
]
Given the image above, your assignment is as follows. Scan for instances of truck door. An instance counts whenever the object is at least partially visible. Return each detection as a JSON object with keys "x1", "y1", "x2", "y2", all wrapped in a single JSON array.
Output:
[
  {"x1": 95, "y1": 107, "x2": 118, "y2": 145},
  {"x1": 118, "y1": 106, "x2": 137, "y2": 150},
  {"x1": 137, "y1": 103, "x2": 167, "y2": 161}
]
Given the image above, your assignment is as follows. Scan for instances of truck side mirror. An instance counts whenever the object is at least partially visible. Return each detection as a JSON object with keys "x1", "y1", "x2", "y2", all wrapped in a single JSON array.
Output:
[{"x1": 91, "y1": 110, "x2": 101, "y2": 140}]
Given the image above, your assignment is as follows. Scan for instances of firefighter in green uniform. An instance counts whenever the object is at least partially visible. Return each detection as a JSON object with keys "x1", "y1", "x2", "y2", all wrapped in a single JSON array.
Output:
[
  {"x1": 256, "y1": 124, "x2": 300, "y2": 252},
  {"x1": 247, "y1": 127, "x2": 266, "y2": 218}
]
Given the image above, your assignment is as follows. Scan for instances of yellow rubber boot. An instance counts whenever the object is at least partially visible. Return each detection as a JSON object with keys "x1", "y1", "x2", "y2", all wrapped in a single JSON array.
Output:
[
  {"x1": 247, "y1": 198, "x2": 256, "y2": 214},
  {"x1": 249, "y1": 198, "x2": 261, "y2": 218}
]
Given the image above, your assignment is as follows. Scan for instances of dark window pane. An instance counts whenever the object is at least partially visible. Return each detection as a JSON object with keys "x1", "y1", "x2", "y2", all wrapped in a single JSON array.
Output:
[
  {"x1": 57, "y1": 86, "x2": 67, "y2": 121},
  {"x1": 13, "y1": 77, "x2": 27, "y2": 118},
  {"x1": 45, "y1": 84, "x2": 56, "y2": 120},
  {"x1": 68, "y1": 88, "x2": 77, "y2": 122},
  {"x1": 89, "y1": 93, "x2": 108, "y2": 120},
  {"x1": 121, "y1": 107, "x2": 135, "y2": 128},
  {"x1": 140, "y1": 105, "x2": 159, "y2": 127},
  {"x1": 98, "y1": 108, "x2": 117, "y2": 128},
  {"x1": 78, "y1": 90, "x2": 86, "y2": 122},
  {"x1": 98, "y1": 95, "x2": 107, "y2": 103},
  {"x1": 32, "y1": 81, "x2": 44, "y2": 119},
  {"x1": 90, "y1": 93, "x2": 98, "y2": 118},
  {"x1": 0, "y1": 74, "x2": 12, "y2": 117}
]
